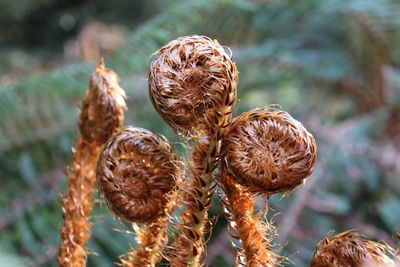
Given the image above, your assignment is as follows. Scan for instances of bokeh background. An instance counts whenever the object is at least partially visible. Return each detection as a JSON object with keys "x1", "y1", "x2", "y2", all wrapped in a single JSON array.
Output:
[{"x1": 1, "y1": 0, "x2": 400, "y2": 266}]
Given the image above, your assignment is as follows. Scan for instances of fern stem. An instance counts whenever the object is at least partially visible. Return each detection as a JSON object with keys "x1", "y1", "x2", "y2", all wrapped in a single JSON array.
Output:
[
  {"x1": 58, "y1": 59, "x2": 126, "y2": 266},
  {"x1": 58, "y1": 138, "x2": 100, "y2": 266},
  {"x1": 220, "y1": 172, "x2": 279, "y2": 267}
]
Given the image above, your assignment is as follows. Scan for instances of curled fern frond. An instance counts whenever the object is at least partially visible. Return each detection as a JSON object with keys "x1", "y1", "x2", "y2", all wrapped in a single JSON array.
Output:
[
  {"x1": 148, "y1": 35, "x2": 237, "y2": 135},
  {"x1": 97, "y1": 126, "x2": 180, "y2": 266},
  {"x1": 97, "y1": 126, "x2": 178, "y2": 224},
  {"x1": 311, "y1": 231, "x2": 395, "y2": 267},
  {"x1": 149, "y1": 35, "x2": 238, "y2": 266},
  {"x1": 58, "y1": 59, "x2": 127, "y2": 267},
  {"x1": 221, "y1": 108, "x2": 317, "y2": 195}
]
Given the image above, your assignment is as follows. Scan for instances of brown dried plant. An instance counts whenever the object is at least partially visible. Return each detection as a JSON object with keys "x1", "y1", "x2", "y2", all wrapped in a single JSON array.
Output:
[
  {"x1": 219, "y1": 108, "x2": 317, "y2": 266},
  {"x1": 311, "y1": 231, "x2": 396, "y2": 267},
  {"x1": 149, "y1": 35, "x2": 238, "y2": 266},
  {"x1": 58, "y1": 59, "x2": 127, "y2": 266},
  {"x1": 96, "y1": 127, "x2": 180, "y2": 267}
]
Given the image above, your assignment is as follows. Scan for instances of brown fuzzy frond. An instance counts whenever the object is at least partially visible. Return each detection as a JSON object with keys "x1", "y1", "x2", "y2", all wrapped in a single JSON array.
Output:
[
  {"x1": 311, "y1": 231, "x2": 395, "y2": 267},
  {"x1": 221, "y1": 108, "x2": 317, "y2": 195},
  {"x1": 96, "y1": 126, "x2": 179, "y2": 224},
  {"x1": 148, "y1": 35, "x2": 238, "y2": 134},
  {"x1": 219, "y1": 172, "x2": 281, "y2": 267},
  {"x1": 149, "y1": 36, "x2": 238, "y2": 266},
  {"x1": 79, "y1": 58, "x2": 127, "y2": 143},
  {"x1": 58, "y1": 59, "x2": 127, "y2": 266}
]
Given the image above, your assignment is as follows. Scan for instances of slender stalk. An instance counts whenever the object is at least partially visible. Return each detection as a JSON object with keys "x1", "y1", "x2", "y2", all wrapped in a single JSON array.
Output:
[
  {"x1": 220, "y1": 172, "x2": 279, "y2": 267},
  {"x1": 121, "y1": 191, "x2": 178, "y2": 267},
  {"x1": 58, "y1": 138, "x2": 100, "y2": 266}
]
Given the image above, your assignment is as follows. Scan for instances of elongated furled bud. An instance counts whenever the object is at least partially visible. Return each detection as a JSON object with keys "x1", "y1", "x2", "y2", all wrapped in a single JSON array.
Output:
[
  {"x1": 221, "y1": 108, "x2": 317, "y2": 195},
  {"x1": 97, "y1": 127, "x2": 178, "y2": 223},
  {"x1": 311, "y1": 231, "x2": 395, "y2": 267},
  {"x1": 79, "y1": 58, "x2": 126, "y2": 143},
  {"x1": 149, "y1": 35, "x2": 237, "y2": 134},
  {"x1": 58, "y1": 59, "x2": 127, "y2": 267}
]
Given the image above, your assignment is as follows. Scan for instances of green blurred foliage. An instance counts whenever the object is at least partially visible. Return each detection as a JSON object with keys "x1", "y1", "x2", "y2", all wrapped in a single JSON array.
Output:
[{"x1": 1, "y1": 0, "x2": 400, "y2": 266}]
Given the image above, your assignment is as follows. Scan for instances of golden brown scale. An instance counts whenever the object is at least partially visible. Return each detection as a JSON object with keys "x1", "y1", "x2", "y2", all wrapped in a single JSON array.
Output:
[
  {"x1": 311, "y1": 231, "x2": 395, "y2": 267},
  {"x1": 148, "y1": 35, "x2": 238, "y2": 266},
  {"x1": 97, "y1": 127, "x2": 179, "y2": 266},
  {"x1": 58, "y1": 59, "x2": 126, "y2": 266},
  {"x1": 221, "y1": 108, "x2": 317, "y2": 195}
]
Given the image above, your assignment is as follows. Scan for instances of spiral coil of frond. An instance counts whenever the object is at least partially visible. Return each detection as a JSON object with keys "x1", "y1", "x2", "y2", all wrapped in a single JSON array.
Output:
[
  {"x1": 149, "y1": 35, "x2": 238, "y2": 266},
  {"x1": 97, "y1": 126, "x2": 178, "y2": 224},
  {"x1": 221, "y1": 108, "x2": 317, "y2": 195},
  {"x1": 149, "y1": 35, "x2": 237, "y2": 135},
  {"x1": 217, "y1": 108, "x2": 317, "y2": 266},
  {"x1": 97, "y1": 126, "x2": 179, "y2": 266},
  {"x1": 311, "y1": 231, "x2": 395, "y2": 267},
  {"x1": 58, "y1": 59, "x2": 127, "y2": 266}
]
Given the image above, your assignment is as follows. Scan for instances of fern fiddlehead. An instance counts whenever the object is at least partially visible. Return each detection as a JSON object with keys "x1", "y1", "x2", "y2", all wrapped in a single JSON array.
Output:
[
  {"x1": 97, "y1": 126, "x2": 180, "y2": 267},
  {"x1": 58, "y1": 59, "x2": 127, "y2": 266},
  {"x1": 219, "y1": 108, "x2": 317, "y2": 266},
  {"x1": 149, "y1": 35, "x2": 238, "y2": 266}
]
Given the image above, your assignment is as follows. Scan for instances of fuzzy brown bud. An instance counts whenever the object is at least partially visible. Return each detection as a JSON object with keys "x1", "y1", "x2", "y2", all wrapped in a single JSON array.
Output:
[
  {"x1": 79, "y1": 58, "x2": 127, "y2": 143},
  {"x1": 311, "y1": 231, "x2": 395, "y2": 267},
  {"x1": 96, "y1": 127, "x2": 178, "y2": 223},
  {"x1": 221, "y1": 108, "x2": 317, "y2": 194},
  {"x1": 148, "y1": 35, "x2": 238, "y2": 134}
]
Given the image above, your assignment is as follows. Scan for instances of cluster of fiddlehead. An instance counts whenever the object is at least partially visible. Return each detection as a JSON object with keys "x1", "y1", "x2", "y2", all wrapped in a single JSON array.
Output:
[{"x1": 59, "y1": 34, "x2": 398, "y2": 267}]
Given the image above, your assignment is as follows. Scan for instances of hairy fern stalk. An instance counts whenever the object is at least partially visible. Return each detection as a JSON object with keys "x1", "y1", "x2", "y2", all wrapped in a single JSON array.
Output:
[{"x1": 58, "y1": 59, "x2": 126, "y2": 266}]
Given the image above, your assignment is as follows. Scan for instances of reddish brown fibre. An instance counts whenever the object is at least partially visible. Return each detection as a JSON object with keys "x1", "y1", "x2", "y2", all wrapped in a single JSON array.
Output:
[
  {"x1": 58, "y1": 59, "x2": 126, "y2": 266},
  {"x1": 311, "y1": 231, "x2": 395, "y2": 267},
  {"x1": 97, "y1": 127, "x2": 178, "y2": 224},
  {"x1": 221, "y1": 108, "x2": 317, "y2": 195}
]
